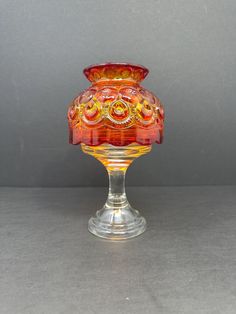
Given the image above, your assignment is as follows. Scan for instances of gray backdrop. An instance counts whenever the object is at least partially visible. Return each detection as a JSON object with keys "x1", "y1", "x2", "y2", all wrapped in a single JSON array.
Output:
[{"x1": 0, "y1": 0, "x2": 236, "y2": 187}]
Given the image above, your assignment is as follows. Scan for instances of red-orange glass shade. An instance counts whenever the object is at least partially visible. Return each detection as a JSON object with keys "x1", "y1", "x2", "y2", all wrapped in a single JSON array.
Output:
[{"x1": 68, "y1": 63, "x2": 164, "y2": 146}]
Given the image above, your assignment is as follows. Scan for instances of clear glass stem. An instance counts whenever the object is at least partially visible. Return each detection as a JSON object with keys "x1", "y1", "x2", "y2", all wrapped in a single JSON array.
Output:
[{"x1": 106, "y1": 169, "x2": 127, "y2": 209}]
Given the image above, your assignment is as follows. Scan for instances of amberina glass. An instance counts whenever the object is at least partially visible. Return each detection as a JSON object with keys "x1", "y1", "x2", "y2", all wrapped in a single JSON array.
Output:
[{"x1": 67, "y1": 63, "x2": 164, "y2": 240}]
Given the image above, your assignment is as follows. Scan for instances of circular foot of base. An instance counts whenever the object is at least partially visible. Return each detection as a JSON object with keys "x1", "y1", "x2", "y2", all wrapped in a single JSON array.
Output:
[{"x1": 88, "y1": 215, "x2": 146, "y2": 240}]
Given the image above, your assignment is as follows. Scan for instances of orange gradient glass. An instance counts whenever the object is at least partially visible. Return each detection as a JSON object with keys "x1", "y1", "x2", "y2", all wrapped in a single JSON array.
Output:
[{"x1": 68, "y1": 63, "x2": 164, "y2": 147}]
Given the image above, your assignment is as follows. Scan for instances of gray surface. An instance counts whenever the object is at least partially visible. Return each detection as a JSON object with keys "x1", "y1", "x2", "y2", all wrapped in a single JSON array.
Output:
[
  {"x1": 0, "y1": 186, "x2": 236, "y2": 313},
  {"x1": 1, "y1": 0, "x2": 236, "y2": 186}
]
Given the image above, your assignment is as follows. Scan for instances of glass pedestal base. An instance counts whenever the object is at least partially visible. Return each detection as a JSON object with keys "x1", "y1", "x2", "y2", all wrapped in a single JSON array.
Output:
[
  {"x1": 88, "y1": 200, "x2": 146, "y2": 240},
  {"x1": 82, "y1": 143, "x2": 151, "y2": 240}
]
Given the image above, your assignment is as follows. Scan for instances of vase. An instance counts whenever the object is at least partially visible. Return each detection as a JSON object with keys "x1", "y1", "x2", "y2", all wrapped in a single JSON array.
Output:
[{"x1": 67, "y1": 63, "x2": 164, "y2": 240}]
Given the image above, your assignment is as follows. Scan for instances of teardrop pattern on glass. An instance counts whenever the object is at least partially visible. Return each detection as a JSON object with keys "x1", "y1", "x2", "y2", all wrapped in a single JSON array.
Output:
[
  {"x1": 81, "y1": 99, "x2": 103, "y2": 126},
  {"x1": 135, "y1": 101, "x2": 155, "y2": 125},
  {"x1": 107, "y1": 100, "x2": 131, "y2": 125}
]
